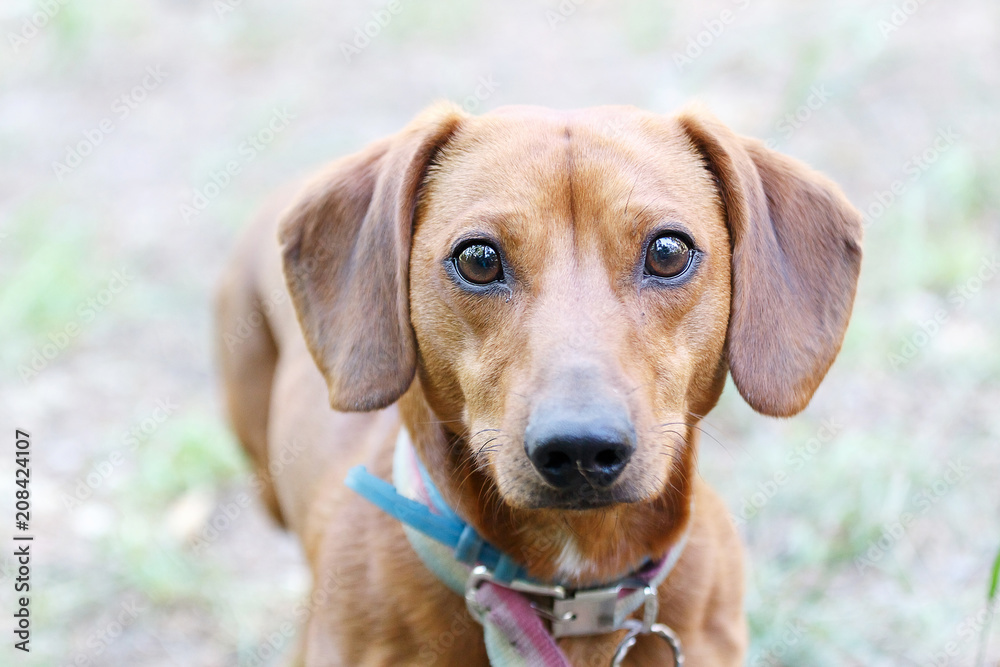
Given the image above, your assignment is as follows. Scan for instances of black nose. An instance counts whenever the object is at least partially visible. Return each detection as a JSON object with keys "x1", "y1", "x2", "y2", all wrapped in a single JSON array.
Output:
[{"x1": 525, "y1": 415, "x2": 636, "y2": 490}]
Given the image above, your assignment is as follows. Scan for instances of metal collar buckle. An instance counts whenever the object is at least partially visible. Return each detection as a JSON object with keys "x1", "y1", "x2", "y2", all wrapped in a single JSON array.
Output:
[
  {"x1": 551, "y1": 582, "x2": 657, "y2": 638},
  {"x1": 465, "y1": 566, "x2": 658, "y2": 637},
  {"x1": 465, "y1": 565, "x2": 567, "y2": 624},
  {"x1": 466, "y1": 565, "x2": 683, "y2": 666}
]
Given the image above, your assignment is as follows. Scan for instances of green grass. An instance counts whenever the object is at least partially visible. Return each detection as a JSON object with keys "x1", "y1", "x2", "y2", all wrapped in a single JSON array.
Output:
[
  {"x1": 128, "y1": 412, "x2": 245, "y2": 503},
  {"x1": 978, "y1": 545, "x2": 1000, "y2": 665},
  {"x1": 0, "y1": 207, "x2": 100, "y2": 335},
  {"x1": 0, "y1": 205, "x2": 109, "y2": 376},
  {"x1": 5, "y1": 1, "x2": 999, "y2": 663}
]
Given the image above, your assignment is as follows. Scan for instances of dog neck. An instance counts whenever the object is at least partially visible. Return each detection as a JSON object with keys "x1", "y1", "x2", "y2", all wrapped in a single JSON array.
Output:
[{"x1": 397, "y1": 381, "x2": 695, "y2": 588}]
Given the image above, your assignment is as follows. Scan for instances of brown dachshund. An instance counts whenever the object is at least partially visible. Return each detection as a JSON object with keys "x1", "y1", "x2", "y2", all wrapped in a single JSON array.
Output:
[{"x1": 215, "y1": 103, "x2": 862, "y2": 666}]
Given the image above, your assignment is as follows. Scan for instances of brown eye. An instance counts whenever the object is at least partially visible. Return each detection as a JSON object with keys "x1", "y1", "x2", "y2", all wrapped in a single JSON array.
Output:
[
  {"x1": 645, "y1": 234, "x2": 692, "y2": 278},
  {"x1": 455, "y1": 242, "x2": 503, "y2": 284}
]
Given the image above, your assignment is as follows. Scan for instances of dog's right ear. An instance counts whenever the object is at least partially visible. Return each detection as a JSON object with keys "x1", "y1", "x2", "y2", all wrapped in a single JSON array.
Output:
[{"x1": 279, "y1": 104, "x2": 465, "y2": 412}]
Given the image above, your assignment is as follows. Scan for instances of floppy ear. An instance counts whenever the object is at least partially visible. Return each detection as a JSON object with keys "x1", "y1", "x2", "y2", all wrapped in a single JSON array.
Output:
[
  {"x1": 279, "y1": 103, "x2": 465, "y2": 412},
  {"x1": 678, "y1": 110, "x2": 863, "y2": 417}
]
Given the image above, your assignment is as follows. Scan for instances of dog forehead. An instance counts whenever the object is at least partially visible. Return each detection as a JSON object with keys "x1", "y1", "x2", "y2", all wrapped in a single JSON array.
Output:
[{"x1": 422, "y1": 108, "x2": 721, "y2": 231}]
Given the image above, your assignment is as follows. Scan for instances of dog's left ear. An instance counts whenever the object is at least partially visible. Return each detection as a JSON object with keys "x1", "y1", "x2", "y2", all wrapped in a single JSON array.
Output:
[
  {"x1": 279, "y1": 103, "x2": 465, "y2": 412},
  {"x1": 678, "y1": 110, "x2": 863, "y2": 417}
]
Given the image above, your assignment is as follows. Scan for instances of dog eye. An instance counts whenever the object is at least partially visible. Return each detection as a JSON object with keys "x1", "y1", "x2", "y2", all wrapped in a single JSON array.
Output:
[
  {"x1": 644, "y1": 234, "x2": 692, "y2": 278},
  {"x1": 454, "y1": 242, "x2": 503, "y2": 284}
]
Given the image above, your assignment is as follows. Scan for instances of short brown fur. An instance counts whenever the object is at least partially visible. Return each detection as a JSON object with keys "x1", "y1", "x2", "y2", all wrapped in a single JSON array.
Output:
[{"x1": 215, "y1": 103, "x2": 862, "y2": 665}]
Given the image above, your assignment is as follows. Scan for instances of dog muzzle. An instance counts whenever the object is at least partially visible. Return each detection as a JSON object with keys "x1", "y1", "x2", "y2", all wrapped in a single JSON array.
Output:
[{"x1": 345, "y1": 427, "x2": 690, "y2": 666}]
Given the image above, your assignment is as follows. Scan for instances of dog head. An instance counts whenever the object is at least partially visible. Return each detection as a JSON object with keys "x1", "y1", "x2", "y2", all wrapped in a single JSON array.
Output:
[{"x1": 280, "y1": 103, "x2": 862, "y2": 581}]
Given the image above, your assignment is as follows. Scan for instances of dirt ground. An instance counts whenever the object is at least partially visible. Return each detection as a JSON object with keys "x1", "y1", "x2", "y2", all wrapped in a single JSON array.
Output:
[{"x1": 1, "y1": 0, "x2": 999, "y2": 665}]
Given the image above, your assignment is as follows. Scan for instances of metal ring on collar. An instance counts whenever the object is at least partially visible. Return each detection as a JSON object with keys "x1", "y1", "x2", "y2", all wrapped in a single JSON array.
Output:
[{"x1": 611, "y1": 621, "x2": 684, "y2": 667}]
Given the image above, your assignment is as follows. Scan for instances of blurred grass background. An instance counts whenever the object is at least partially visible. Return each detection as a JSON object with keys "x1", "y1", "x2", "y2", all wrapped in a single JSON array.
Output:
[{"x1": 1, "y1": 0, "x2": 998, "y2": 664}]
